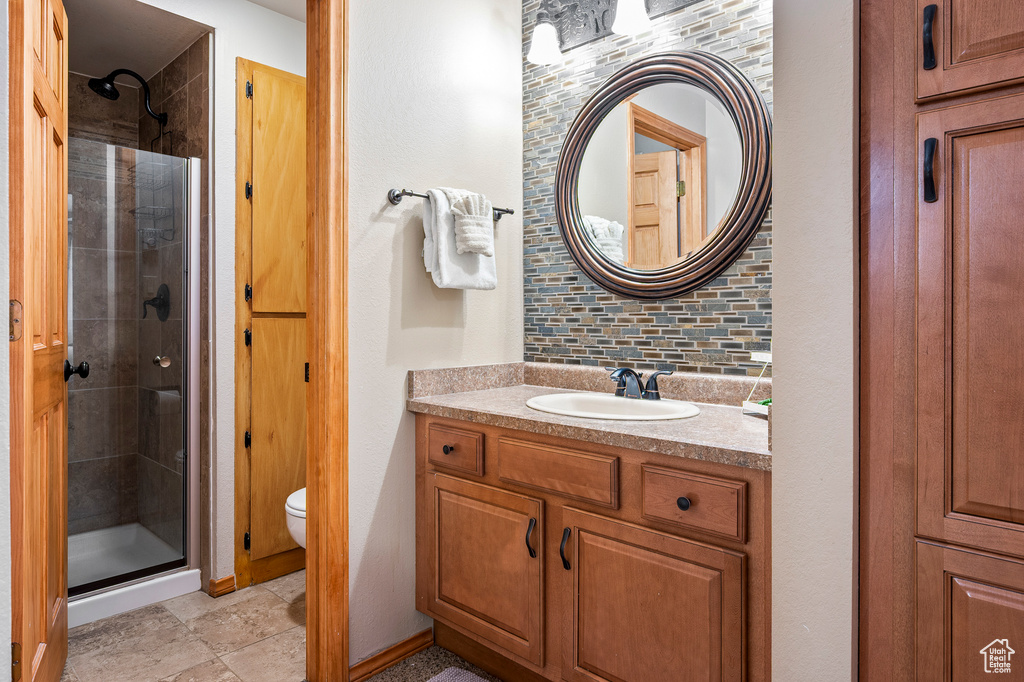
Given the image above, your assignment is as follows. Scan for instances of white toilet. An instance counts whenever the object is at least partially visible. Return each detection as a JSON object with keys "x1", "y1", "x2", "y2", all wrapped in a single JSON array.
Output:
[{"x1": 285, "y1": 488, "x2": 306, "y2": 548}]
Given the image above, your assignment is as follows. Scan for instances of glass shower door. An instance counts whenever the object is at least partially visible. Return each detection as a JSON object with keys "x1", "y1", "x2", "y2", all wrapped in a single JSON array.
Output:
[{"x1": 67, "y1": 137, "x2": 192, "y2": 596}]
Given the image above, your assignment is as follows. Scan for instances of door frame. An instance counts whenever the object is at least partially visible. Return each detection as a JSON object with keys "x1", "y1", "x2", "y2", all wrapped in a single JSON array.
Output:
[{"x1": 305, "y1": 1, "x2": 350, "y2": 680}]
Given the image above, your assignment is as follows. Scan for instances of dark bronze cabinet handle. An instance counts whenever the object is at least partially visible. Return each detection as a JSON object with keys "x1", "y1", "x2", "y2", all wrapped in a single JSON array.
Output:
[
  {"x1": 526, "y1": 518, "x2": 537, "y2": 559},
  {"x1": 923, "y1": 137, "x2": 938, "y2": 203},
  {"x1": 560, "y1": 528, "x2": 571, "y2": 571},
  {"x1": 922, "y1": 4, "x2": 938, "y2": 71},
  {"x1": 677, "y1": 496, "x2": 692, "y2": 511},
  {"x1": 63, "y1": 360, "x2": 90, "y2": 383},
  {"x1": 442, "y1": 444, "x2": 455, "y2": 455}
]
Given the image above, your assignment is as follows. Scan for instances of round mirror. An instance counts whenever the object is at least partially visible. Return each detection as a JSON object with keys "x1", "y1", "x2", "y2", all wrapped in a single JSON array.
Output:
[{"x1": 556, "y1": 51, "x2": 771, "y2": 299}]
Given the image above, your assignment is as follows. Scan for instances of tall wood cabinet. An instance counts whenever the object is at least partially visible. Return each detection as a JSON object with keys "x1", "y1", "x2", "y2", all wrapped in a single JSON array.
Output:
[
  {"x1": 416, "y1": 415, "x2": 771, "y2": 682},
  {"x1": 862, "y1": 2, "x2": 1024, "y2": 677}
]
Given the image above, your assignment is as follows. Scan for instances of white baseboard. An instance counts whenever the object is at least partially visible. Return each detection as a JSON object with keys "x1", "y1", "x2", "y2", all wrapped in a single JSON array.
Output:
[{"x1": 68, "y1": 569, "x2": 201, "y2": 628}]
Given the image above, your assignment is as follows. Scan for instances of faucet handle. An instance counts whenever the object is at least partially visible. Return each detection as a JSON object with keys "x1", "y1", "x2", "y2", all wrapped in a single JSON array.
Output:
[{"x1": 643, "y1": 370, "x2": 673, "y2": 400}]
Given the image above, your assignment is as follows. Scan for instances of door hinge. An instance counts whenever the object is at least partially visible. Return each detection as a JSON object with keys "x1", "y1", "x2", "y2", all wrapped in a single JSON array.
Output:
[
  {"x1": 676, "y1": 181, "x2": 686, "y2": 197},
  {"x1": 305, "y1": 363, "x2": 310, "y2": 383},
  {"x1": 245, "y1": 181, "x2": 253, "y2": 200},
  {"x1": 244, "y1": 431, "x2": 251, "y2": 448},
  {"x1": 244, "y1": 283, "x2": 252, "y2": 302},
  {"x1": 12, "y1": 641, "x2": 21, "y2": 681},
  {"x1": 244, "y1": 328, "x2": 252, "y2": 347},
  {"x1": 9, "y1": 300, "x2": 22, "y2": 342},
  {"x1": 243, "y1": 532, "x2": 251, "y2": 551},
  {"x1": 245, "y1": 80, "x2": 253, "y2": 99}
]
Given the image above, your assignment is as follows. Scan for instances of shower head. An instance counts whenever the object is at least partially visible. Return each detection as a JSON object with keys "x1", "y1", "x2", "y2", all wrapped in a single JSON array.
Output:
[
  {"x1": 89, "y1": 68, "x2": 168, "y2": 126},
  {"x1": 87, "y1": 76, "x2": 120, "y2": 100}
]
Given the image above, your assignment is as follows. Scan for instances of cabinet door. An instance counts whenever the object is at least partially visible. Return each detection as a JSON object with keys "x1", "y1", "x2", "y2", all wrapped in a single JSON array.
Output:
[
  {"x1": 561, "y1": 508, "x2": 744, "y2": 682},
  {"x1": 917, "y1": 0, "x2": 1024, "y2": 99},
  {"x1": 918, "y1": 93, "x2": 1024, "y2": 558},
  {"x1": 918, "y1": 541, "x2": 1024, "y2": 679},
  {"x1": 428, "y1": 474, "x2": 544, "y2": 667}
]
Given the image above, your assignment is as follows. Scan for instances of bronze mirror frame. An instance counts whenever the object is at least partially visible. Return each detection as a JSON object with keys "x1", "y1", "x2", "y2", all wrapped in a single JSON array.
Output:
[{"x1": 555, "y1": 51, "x2": 772, "y2": 300}]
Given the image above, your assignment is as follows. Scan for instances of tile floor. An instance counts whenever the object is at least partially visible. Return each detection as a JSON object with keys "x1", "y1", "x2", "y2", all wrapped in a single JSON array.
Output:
[{"x1": 62, "y1": 570, "x2": 498, "y2": 682}]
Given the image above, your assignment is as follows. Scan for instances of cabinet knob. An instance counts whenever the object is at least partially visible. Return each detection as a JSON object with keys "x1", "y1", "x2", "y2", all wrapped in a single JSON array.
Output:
[
  {"x1": 442, "y1": 444, "x2": 455, "y2": 455},
  {"x1": 677, "y1": 496, "x2": 692, "y2": 511}
]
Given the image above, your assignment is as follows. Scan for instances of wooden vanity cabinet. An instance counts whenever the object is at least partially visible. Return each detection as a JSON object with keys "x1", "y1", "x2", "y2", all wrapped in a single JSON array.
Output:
[{"x1": 415, "y1": 414, "x2": 771, "y2": 682}]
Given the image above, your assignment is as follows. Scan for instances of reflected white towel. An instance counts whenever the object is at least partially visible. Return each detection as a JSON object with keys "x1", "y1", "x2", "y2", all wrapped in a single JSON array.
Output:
[
  {"x1": 423, "y1": 189, "x2": 497, "y2": 290},
  {"x1": 583, "y1": 215, "x2": 625, "y2": 264},
  {"x1": 449, "y1": 192, "x2": 494, "y2": 256}
]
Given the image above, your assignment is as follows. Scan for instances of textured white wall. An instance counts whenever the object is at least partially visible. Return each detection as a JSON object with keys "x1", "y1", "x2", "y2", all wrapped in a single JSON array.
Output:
[
  {"x1": 347, "y1": 0, "x2": 524, "y2": 664},
  {"x1": 773, "y1": 0, "x2": 858, "y2": 678},
  {"x1": 0, "y1": 1, "x2": 11, "y2": 649},
  {"x1": 137, "y1": 0, "x2": 306, "y2": 581}
]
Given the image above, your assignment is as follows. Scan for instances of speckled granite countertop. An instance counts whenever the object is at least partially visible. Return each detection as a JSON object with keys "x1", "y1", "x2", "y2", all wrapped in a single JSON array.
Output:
[{"x1": 407, "y1": 383, "x2": 771, "y2": 471}]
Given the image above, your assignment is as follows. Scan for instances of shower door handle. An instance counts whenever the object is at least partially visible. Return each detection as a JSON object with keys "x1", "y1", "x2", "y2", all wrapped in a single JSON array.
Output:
[
  {"x1": 64, "y1": 360, "x2": 90, "y2": 382},
  {"x1": 153, "y1": 356, "x2": 171, "y2": 368}
]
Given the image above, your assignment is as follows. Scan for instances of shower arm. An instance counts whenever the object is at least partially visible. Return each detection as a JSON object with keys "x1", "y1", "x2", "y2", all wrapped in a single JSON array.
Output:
[{"x1": 105, "y1": 68, "x2": 168, "y2": 126}]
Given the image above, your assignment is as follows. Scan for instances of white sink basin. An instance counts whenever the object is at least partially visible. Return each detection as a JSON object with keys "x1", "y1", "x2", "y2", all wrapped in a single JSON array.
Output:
[{"x1": 526, "y1": 392, "x2": 700, "y2": 421}]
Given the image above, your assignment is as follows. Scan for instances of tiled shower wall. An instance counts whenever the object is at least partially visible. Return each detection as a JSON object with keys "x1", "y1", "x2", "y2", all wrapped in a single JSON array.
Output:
[{"x1": 522, "y1": 0, "x2": 773, "y2": 375}]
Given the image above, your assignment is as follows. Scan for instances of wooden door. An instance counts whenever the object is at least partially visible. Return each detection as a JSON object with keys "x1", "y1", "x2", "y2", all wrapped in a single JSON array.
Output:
[
  {"x1": 250, "y1": 317, "x2": 307, "y2": 560},
  {"x1": 427, "y1": 474, "x2": 545, "y2": 667},
  {"x1": 917, "y1": 0, "x2": 1024, "y2": 99},
  {"x1": 629, "y1": 151, "x2": 678, "y2": 269},
  {"x1": 10, "y1": 0, "x2": 70, "y2": 680},
  {"x1": 917, "y1": 541, "x2": 1024, "y2": 679},
  {"x1": 917, "y1": 93, "x2": 1024, "y2": 558},
  {"x1": 235, "y1": 58, "x2": 308, "y2": 586},
  {"x1": 561, "y1": 508, "x2": 744, "y2": 682}
]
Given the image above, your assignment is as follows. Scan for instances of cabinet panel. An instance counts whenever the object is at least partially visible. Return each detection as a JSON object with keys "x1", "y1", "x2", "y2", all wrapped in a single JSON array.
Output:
[
  {"x1": 428, "y1": 423, "x2": 484, "y2": 476},
  {"x1": 429, "y1": 474, "x2": 544, "y2": 667},
  {"x1": 918, "y1": 0, "x2": 1024, "y2": 99},
  {"x1": 562, "y1": 508, "x2": 744, "y2": 682},
  {"x1": 917, "y1": 541, "x2": 1024, "y2": 679},
  {"x1": 918, "y1": 93, "x2": 1024, "y2": 557},
  {"x1": 497, "y1": 437, "x2": 618, "y2": 508},
  {"x1": 642, "y1": 465, "x2": 746, "y2": 542}
]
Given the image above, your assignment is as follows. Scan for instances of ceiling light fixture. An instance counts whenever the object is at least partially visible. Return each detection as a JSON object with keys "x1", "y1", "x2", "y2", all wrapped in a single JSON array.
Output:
[{"x1": 611, "y1": 0, "x2": 653, "y2": 36}]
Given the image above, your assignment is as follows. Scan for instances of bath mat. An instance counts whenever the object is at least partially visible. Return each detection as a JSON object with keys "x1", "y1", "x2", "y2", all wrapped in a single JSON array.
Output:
[{"x1": 426, "y1": 668, "x2": 492, "y2": 682}]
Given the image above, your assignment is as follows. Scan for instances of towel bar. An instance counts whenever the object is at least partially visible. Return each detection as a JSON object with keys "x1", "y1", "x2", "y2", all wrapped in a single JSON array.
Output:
[{"x1": 387, "y1": 188, "x2": 515, "y2": 222}]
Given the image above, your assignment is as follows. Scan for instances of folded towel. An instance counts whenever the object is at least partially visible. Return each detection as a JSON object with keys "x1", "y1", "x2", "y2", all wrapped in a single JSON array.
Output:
[
  {"x1": 423, "y1": 189, "x2": 497, "y2": 290},
  {"x1": 583, "y1": 215, "x2": 626, "y2": 264},
  {"x1": 449, "y1": 192, "x2": 495, "y2": 256}
]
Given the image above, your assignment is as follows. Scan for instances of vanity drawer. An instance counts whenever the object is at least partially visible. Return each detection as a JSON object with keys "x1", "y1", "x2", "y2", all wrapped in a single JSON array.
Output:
[
  {"x1": 427, "y1": 423, "x2": 484, "y2": 476},
  {"x1": 497, "y1": 437, "x2": 618, "y2": 508},
  {"x1": 642, "y1": 465, "x2": 747, "y2": 542}
]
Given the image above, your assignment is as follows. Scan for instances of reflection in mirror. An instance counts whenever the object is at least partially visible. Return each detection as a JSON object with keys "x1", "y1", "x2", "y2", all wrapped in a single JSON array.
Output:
[{"x1": 577, "y1": 83, "x2": 742, "y2": 270}]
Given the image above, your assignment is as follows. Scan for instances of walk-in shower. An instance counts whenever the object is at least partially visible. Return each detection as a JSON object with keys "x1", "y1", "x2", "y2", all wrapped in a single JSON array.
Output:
[{"x1": 66, "y1": 137, "x2": 200, "y2": 600}]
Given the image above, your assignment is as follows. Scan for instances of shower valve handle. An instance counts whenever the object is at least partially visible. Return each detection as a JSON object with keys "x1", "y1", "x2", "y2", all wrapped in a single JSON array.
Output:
[{"x1": 153, "y1": 356, "x2": 171, "y2": 368}]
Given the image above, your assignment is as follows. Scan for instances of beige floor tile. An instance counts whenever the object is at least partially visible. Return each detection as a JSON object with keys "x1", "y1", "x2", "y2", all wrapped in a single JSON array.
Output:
[
  {"x1": 261, "y1": 570, "x2": 305, "y2": 605},
  {"x1": 221, "y1": 626, "x2": 306, "y2": 682},
  {"x1": 68, "y1": 605, "x2": 217, "y2": 682},
  {"x1": 183, "y1": 589, "x2": 303, "y2": 656},
  {"x1": 160, "y1": 658, "x2": 242, "y2": 682},
  {"x1": 61, "y1": 663, "x2": 80, "y2": 682},
  {"x1": 162, "y1": 586, "x2": 266, "y2": 624}
]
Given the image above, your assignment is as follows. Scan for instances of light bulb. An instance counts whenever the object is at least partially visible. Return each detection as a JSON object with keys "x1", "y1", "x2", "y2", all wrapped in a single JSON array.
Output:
[
  {"x1": 612, "y1": 0, "x2": 652, "y2": 36},
  {"x1": 527, "y1": 21, "x2": 563, "y2": 66}
]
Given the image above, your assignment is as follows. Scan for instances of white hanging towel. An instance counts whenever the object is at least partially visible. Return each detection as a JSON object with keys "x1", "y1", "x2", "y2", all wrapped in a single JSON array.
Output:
[
  {"x1": 450, "y1": 192, "x2": 494, "y2": 256},
  {"x1": 422, "y1": 188, "x2": 497, "y2": 290}
]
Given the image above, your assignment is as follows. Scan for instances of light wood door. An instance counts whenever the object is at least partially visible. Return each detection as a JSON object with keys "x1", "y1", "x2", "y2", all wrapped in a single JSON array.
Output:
[
  {"x1": 427, "y1": 474, "x2": 545, "y2": 667},
  {"x1": 918, "y1": 93, "x2": 1024, "y2": 558},
  {"x1": 629, "y1": 151, "x2": 678, "y2": 269},
  {"x1": 917, "y1": 0, "x2": 1024, "y2": 99},
  {"x1": 561, "y1": 508, "x2": 744, "y2": 682},
  {"x1": 917, "y1": 541, "x2": 1024, "y2": 679},
  {"x1": 250, "y1": 317, "x2": 307, "y2": 560},
  {"x1": 10, "y1": 0, "x2": 69, "y2": 680},
  {"x1": 252, "y1": 65, "x2": 307, "y2": 314}
]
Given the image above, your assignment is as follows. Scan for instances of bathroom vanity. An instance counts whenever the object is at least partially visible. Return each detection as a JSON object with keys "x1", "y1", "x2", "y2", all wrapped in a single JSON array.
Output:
[{"x1": 409, "y1": 365, "x2": 771, "y2": 682}]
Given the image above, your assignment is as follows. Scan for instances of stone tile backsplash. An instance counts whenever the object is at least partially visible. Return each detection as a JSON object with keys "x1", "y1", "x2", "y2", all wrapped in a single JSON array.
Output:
[{"x1": 522, "y1": 0, "x2": 773, "y2": 376}]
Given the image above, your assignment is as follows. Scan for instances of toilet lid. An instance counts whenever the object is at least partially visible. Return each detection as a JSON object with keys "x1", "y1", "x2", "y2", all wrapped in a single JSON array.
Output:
[{"x1": 285, "y1": 488, "x2": 306, "y2": 518}]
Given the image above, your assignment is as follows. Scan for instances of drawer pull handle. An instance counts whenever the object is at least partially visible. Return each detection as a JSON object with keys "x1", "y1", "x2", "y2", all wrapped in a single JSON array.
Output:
[
  {"x1": 922, "y1": 4, "x2": 937, "y2": 71},
  {"x1": 526, "y1": 518, "x2": 537, "y2": 559},
  {"x1": 442, "y1": 444, "x2": 455, "y2": 455},
  {"x1": 560, "y1": 528, "x2": 571, "y2": 571},
  {"x1": 677, "y1": 496, "x2": 692, "y2": 511},
  {"x1": 923, "y1": 137, "x2": 938, "y2": 203}
]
